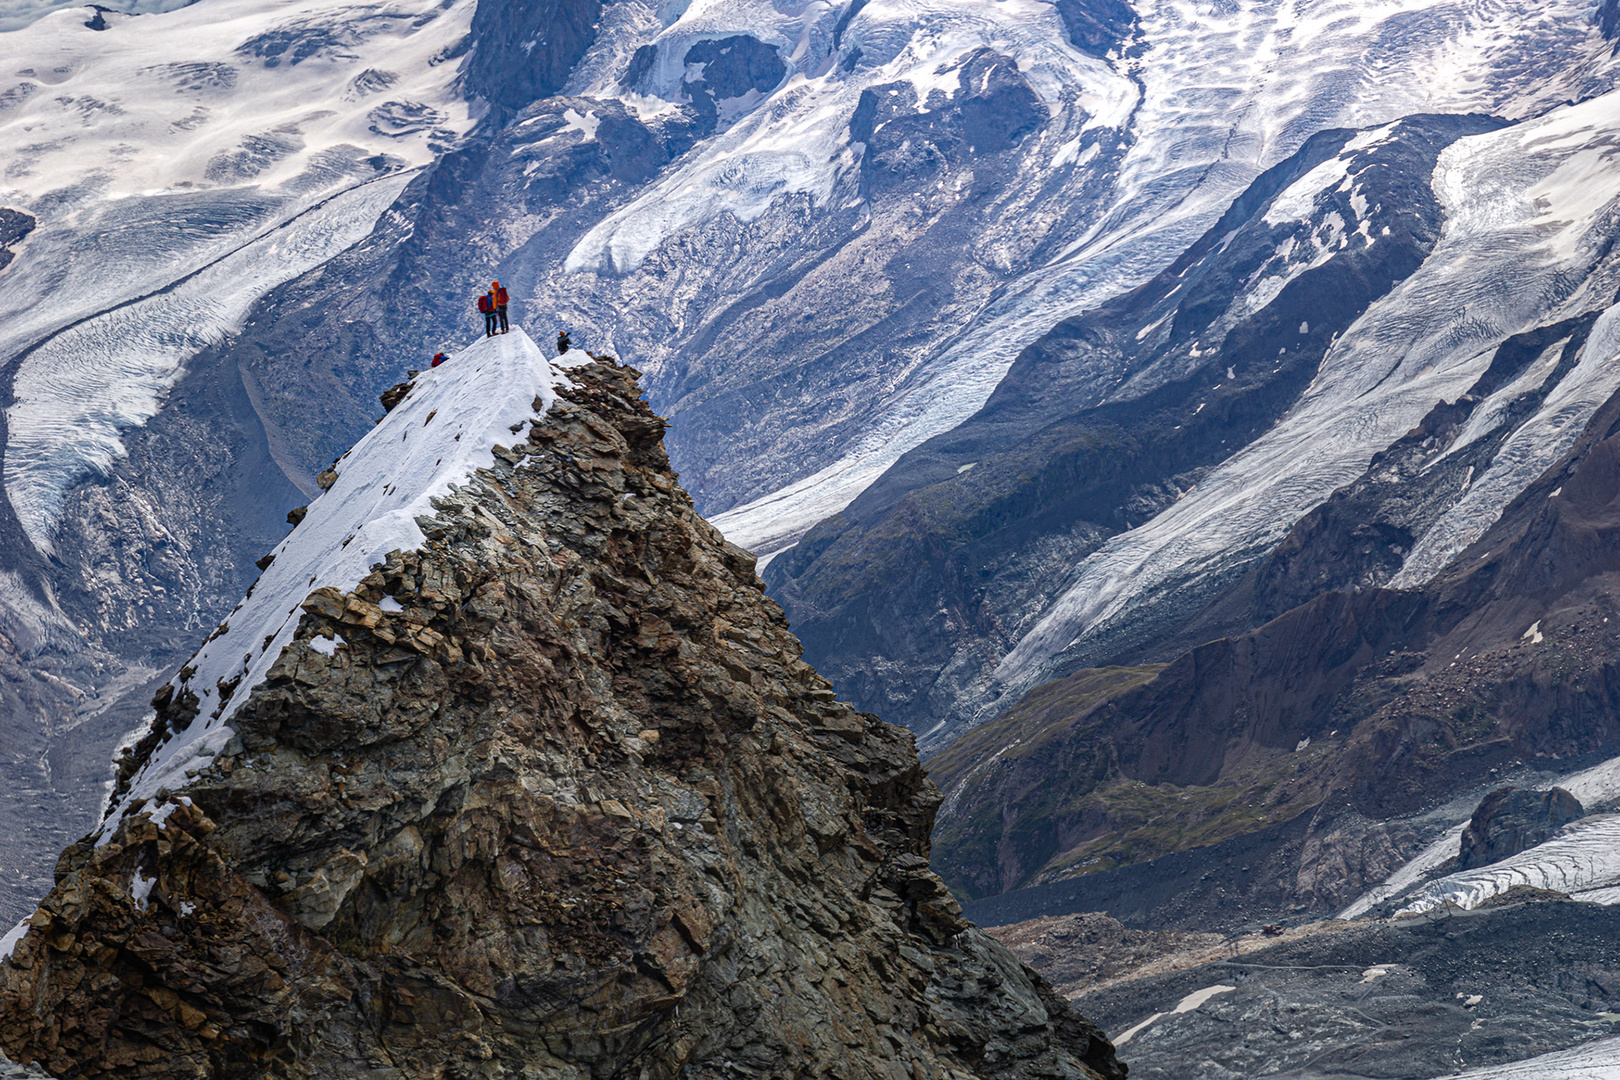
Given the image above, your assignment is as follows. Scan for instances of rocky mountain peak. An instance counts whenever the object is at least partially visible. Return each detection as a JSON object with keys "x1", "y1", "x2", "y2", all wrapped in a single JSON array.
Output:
[{"x1": 0, "y1": 331, "x2": 1122, "y2": 1079}]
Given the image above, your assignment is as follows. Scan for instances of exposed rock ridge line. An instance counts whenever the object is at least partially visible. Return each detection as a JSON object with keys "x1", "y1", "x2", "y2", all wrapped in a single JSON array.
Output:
[{"x1": 0, "y1": 356, "x2": 1122, "y2": 1080}]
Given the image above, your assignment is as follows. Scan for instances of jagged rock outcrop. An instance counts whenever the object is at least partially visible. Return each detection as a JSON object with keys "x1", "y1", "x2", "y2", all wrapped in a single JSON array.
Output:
[
  {"x1": 0, "y1": 344, "x2": 1123, "y2": 1080},
  {"x1": 1458, "y1": 786, "x2": 1585, "y2": 870}
]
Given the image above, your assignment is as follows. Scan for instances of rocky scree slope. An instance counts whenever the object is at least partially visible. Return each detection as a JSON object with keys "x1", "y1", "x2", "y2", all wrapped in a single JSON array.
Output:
[{"x1": 0, "y1": 338, "x2": 1122, "y2": 1080}]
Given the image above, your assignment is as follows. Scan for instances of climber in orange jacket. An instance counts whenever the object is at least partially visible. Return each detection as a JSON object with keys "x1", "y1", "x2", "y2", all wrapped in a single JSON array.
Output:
[{"x1": 492, "y1": 280, "x2": 510, "y2": 334}]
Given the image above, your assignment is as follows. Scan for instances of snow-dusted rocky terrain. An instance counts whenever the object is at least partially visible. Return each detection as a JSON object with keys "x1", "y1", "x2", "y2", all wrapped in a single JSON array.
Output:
[
  {"x1": 983, "y1": 86, "x2": 1620, "y2": 723},
  {"x1": 101, "y1": 329, "x2": 582, "y2": 839}
]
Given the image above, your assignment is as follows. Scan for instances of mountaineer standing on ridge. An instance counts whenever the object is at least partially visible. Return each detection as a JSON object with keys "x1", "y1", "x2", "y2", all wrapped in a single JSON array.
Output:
[
  {"x1": 492, "y1": 279, "x2": 510, "y2": 334},
  {"x1": 478, "y1": 289, "x2": 497, "y2": 337}
]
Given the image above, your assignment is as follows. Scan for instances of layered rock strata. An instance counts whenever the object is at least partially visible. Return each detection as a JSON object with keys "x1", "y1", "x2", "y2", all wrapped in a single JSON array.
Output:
[{"x1": 0, "y1": 350, "x2": 1122, "y2": 1080}]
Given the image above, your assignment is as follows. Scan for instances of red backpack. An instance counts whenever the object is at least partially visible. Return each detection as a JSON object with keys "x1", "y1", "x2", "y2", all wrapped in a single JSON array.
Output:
[
  {"x1": 494, "y1": 285, "x2": 509, "y2": 306},
  {"x1": 477, "y1": 294, "x2": 492, "y2": 314}
]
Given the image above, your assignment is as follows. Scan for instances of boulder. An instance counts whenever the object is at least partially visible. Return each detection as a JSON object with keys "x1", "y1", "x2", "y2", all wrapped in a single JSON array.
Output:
[{"x1": 1458, "y1": 786, "x2": 1584, "y2": 870}]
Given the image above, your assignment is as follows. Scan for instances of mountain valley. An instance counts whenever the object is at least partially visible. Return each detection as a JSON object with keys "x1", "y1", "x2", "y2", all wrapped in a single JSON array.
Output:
[{"x1": 4, "y1": 0, "x2": 1620, "y2": 1075}]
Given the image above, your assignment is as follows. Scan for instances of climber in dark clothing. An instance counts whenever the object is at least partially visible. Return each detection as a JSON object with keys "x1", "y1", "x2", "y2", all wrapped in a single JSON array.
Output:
[
  {"x1": 478, "y1": 290, "x2": 497, "y2": 337},
  {"x1": 557, "y1": 330, "x2": 572, "y2": 355},
  {"x1": 492, "y1": 280, "x2": 510, "y2": 334}
]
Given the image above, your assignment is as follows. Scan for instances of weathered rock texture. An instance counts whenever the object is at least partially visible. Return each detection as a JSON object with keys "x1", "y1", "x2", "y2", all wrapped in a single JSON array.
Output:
[
  {"x1": 0, "y1": 360, "x2": 1123, "y2": 1080},
  {"x1": 1458, "y1": 786, "x2": 1585, "y2": 871}
]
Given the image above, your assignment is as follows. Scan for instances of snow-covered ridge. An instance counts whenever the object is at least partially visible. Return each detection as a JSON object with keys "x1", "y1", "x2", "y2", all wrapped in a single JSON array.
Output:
[
  {"x1": 0, "y1": 0, "x2": 477, "y2": 553},
  {"x1": 100, "y1": 329, "x2": 585, "y2": 838}
]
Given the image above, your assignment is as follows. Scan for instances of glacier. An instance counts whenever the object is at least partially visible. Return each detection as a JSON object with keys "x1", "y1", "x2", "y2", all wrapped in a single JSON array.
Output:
[
  {"x1": 0, "y1": 0, "x2": 476, "y2": 553},
  {"x1": 1342, "y1": 750, "x2": 1620, "y2": 919},
  {"x1": 697, "y1": 0, "x2": 1617, "y2": 556},
  {"x1": 1437, "y1": 1037, "x2": 1620, "y2": 1080},
  {"x1": 989, "y1": 82, "x2": 1620, "y2": 713}
]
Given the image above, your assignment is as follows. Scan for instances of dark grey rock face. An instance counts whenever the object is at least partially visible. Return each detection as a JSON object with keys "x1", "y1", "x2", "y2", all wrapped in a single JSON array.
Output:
[
  {"x1": 0, "y1": 209, "x2": 32, "y2": 273},
  {"x1": 681, "y1": 36, "x2": 785, "y2": 124},
  {"x1": 1458, "y1": 786, "x2": 1585, "y2": 870},
  {"x1": 464, "y1": 0, "x2": 603, "y2": 111},
  {"x1": 1054, "y1": 0, "x2": 1137, "y2": 58}
]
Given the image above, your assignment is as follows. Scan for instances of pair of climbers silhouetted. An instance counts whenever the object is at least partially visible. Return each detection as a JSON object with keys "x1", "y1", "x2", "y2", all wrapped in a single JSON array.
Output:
[{"x1": 477, "y1": 280, "x2": 510, "y2": 337}]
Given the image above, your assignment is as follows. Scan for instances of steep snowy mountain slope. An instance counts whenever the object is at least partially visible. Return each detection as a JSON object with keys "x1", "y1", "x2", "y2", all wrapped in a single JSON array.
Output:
[
  {"x1": 773, "y1": 70, "x2": 1620, "y2": 745},
  {"x1": 93, "y1": 0, "x2": 1611, "y2": 764},
  {"x1": 81, "y1": 0, "x2": 1608, "y2": 551},
  {"x1": 101, "y1": 330, "x2": 579, "y2": 838}
]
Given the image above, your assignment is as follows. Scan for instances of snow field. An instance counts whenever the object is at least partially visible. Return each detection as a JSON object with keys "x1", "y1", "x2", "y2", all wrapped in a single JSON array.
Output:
[
  {"x1": 100, "y1": 329, "x2": 584, "y2": 842},
  {"x1": 0, "y1": 0, "x2": 192, "y2": 33},
  {"x1": 705, "y1": 0, "x2": 1615, "y2": 559},
  {"x1": 0, "y1": 0, "x2": 477, "y2": 553},
  {"x1": 563, "y1": 0, "x2": 1123, "y2": 277}
]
